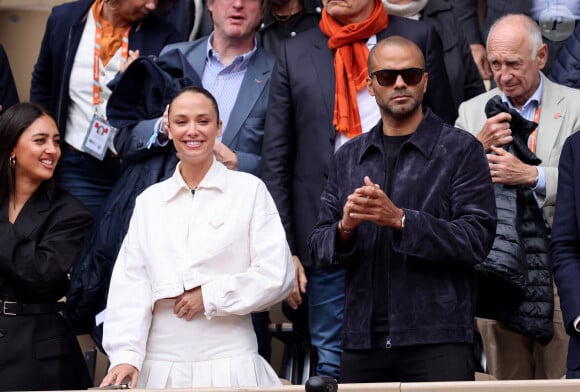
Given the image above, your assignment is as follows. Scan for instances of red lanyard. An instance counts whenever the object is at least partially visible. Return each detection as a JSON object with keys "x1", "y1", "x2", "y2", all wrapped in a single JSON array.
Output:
[
  {"x1": 528, "y1": 106, "x2": 541, "y2": 154},
  {"x1": 93, "y1": 1, "x2": 130, "y2": 106}
]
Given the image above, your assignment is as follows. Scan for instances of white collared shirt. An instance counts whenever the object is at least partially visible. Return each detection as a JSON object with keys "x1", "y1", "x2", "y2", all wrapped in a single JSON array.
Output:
[
  {"x1": 66, "y1": 7, "x2": 120, "y2": 152},
  {"x1": 103, "y1": 159, "x2": 293, "y2": 369}
]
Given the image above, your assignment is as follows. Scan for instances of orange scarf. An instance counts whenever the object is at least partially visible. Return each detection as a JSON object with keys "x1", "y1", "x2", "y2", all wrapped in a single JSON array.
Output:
[
  {"x1": 92, "y1": 0, "x2": 127, "y2": 66},
  {"x1": 319, "y1": 0, "x2": 388, "y2": 137}
]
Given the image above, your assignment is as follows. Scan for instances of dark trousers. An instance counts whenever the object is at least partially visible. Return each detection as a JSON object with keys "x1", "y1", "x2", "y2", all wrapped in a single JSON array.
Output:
[
  {"x1": 341, "y1": 341, "x2": 474, "y2": 383},
  {"x1": 57, "y1": 147, "x2": 121, "y2": 222}
]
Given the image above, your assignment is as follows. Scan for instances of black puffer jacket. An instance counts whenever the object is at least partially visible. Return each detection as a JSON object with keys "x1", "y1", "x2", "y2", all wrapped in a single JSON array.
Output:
[{"x1": 476, "y1": 96, "x2": 554, "y2": 344}]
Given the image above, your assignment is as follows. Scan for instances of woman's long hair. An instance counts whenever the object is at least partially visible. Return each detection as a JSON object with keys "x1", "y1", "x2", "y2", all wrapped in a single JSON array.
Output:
[{"x1": 0, "y1": 103, "x2": 57, "y2": 203}]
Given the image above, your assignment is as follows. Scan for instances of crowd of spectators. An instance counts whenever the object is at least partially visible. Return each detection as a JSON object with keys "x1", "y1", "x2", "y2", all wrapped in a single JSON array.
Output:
[{"x1": 2, "y1": 0, "x2": 580, "y2": 389}]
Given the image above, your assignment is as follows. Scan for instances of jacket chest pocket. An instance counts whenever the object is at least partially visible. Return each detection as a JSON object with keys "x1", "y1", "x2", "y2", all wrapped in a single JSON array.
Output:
[{"x1": 193, "y1": 216, "x2": 238, "y2": 257}]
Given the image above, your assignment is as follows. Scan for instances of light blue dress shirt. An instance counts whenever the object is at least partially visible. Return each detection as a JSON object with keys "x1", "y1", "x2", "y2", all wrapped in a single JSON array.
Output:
[{"x1": 202, "y1": 34, "x2": 257, "y2": 140}]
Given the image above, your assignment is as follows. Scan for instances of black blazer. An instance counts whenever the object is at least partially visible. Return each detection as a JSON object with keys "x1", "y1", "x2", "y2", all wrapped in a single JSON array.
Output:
[
  {"x1": 0, "y1": 187, "x2": 93, "y2": 390},
  {"x1": 262, "y1": 15, "x2": 455, "y2": 267},
  {"x1": 423, "y1": 0, "x2": 485, "y2": 111}
]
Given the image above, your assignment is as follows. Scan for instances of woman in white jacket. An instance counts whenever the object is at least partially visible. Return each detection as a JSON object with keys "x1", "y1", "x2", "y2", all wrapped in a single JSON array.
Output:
[{"x1": 100, "y1": 86, "x2": 294, "y2": 388}]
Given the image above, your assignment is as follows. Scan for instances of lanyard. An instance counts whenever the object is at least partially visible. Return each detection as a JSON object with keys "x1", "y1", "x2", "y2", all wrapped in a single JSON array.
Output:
[
  {"x1": 93, "y1": 1, "x2": 130, "y2": 106},
  {"x1": 528, "y1": 106, "x2": 541, "y2": 154}
]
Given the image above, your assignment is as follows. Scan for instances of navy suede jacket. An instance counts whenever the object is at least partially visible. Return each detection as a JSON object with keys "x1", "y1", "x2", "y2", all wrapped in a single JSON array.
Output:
[{"x1": 308, "y1": 110, "x2": 497, "y2": 349}]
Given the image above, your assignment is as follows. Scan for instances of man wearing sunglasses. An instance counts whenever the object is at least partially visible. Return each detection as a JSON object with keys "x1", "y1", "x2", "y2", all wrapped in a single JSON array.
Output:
[
  {"x1": 261, "y1": 0, "x2": 455, "y2": 380},
  {"x1": 308, "y1": 36, "x2": 496, "y2": 382}
]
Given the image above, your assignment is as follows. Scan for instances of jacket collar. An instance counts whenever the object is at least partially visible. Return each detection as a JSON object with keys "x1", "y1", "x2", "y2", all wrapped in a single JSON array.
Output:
[
  {"x1": 357, "y1": 108, "x2": 444, "y2": 164},
  {"x1": 161, "y1": 158, "x2": 227, "y2": 201},
  {"x1": 423, "y1": 0, "x2": 452, "y2": 15},
  {"x1": 3, "y1": 188, "x2": 52, "y2": 237}
]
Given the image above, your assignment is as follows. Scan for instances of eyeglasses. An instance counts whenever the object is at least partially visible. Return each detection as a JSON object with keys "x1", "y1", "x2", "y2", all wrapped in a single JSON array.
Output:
[{"x1": 369, "y1": 68, "x2": 426, "y2": 86}]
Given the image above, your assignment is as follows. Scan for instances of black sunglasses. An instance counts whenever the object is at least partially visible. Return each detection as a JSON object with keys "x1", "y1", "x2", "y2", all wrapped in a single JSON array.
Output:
[{"x1": 369, "y1": 68, "x2": 426, "y2": 86}]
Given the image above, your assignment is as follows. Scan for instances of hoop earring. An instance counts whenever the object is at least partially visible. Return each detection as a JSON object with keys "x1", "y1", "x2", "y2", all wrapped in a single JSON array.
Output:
[{"x1": 9, "y1": 155, "x2": 15, "y2": 169}]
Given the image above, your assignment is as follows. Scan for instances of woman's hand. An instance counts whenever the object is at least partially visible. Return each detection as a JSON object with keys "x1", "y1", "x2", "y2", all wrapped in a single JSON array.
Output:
[
  {"x1": 100, "y1": 363, "x2": 139, "y2": 388},
  {"x1": 174, "y1": 287, "x2": 205, "y2": 321}
]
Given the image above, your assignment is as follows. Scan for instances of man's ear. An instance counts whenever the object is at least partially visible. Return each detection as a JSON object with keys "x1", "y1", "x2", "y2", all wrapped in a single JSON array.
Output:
[
  {"x1": 536, "y1": 43, "x2": 548, "y2": 70},
  {"x1": 367, "y1": 77, "x2": 375, "y2": 97}
]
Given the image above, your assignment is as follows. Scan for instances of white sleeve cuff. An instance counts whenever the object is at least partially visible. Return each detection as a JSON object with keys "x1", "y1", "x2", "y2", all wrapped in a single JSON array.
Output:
[{"x1": 107, "y1": 350, "x2": 144, "y2": 372}]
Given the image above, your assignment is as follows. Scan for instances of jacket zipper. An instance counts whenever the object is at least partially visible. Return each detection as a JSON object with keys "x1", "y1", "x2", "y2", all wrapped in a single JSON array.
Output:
[{"x1": 384, "y1": 145, "x2": 392, "y2": 350}]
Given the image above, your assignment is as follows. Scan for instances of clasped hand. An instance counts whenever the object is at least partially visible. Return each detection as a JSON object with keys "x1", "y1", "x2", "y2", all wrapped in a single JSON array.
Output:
[{"x1": 341, "y1": 176, "x2": 404, "y2": 231}]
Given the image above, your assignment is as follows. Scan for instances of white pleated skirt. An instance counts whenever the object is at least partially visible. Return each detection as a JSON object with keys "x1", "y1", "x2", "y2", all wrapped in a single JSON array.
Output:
[{"x1": 137, "y1": 299, "x2": 281, "y2": 388}]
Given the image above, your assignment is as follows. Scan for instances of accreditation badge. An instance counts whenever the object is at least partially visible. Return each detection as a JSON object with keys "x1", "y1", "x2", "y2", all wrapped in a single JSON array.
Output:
[{"x1": 82, "y1": 114, "x2": 117, "y2": 160}]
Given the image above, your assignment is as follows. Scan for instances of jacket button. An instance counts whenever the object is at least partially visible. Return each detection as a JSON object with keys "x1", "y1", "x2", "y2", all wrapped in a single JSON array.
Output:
[{"x1": 0, "y1": 328, "x2": 6, "y2": 338}]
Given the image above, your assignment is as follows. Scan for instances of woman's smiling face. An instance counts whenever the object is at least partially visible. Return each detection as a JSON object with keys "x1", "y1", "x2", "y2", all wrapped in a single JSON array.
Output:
[
  {"x1": 168, "y1": 90, "x2": 222, "y2": 168},
  {"x1": 11, "y1": 114, "x2": 61, "y2": 187}
]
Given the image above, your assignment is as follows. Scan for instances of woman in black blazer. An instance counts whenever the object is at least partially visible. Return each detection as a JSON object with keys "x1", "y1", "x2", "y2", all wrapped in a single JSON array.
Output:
[{"x1": 0, "y1": 103, "x2": 93, "y2": 390}]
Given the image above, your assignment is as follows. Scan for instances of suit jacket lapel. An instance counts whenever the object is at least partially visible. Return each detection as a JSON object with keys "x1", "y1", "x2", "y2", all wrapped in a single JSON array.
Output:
[
  {"x1": 222, "y1": 47, "x2": 271, "y2": 145},
  {"x1": 12, "y1": 191, "x2": 51, "y2": 238},
  {"x1": 537, "y1": 75, "x2": 565, "y2": 163},
  {"x1": 186, "y1": 41, "x2": 207, "y2": 79},
  {"x1": 310, "y1": 30, "x2": 336, "y2": 139}
]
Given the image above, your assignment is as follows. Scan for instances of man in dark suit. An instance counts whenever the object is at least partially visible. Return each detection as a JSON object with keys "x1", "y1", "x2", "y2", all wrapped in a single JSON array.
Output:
[
  {"x1": 551, "y1": 132, "x2": 580, "y2": 379},
  {"x1": 261, "y1": 0, "x2": 454, "y2": 379}
]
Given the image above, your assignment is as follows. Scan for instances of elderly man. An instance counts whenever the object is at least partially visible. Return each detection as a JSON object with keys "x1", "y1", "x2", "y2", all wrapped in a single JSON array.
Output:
[
  {"x1": 261, "y1": 0, "x2": 454, "y2": 379},
  {"x1": 308, "y1": 36, "x2": 496, "y2": 382},
  {"x1": 456, "y1": 13, "x2": 580, "y2": 380}
]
